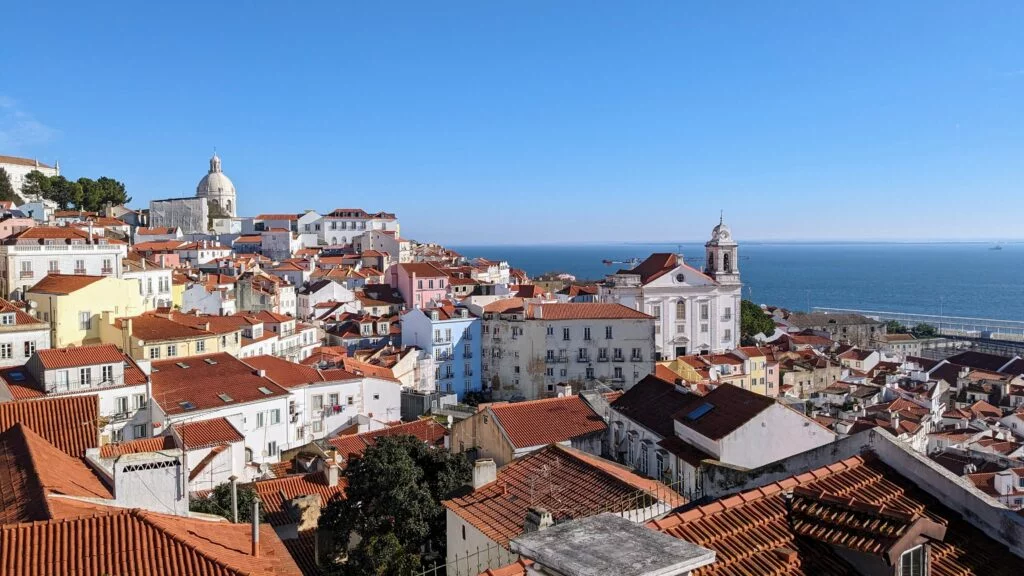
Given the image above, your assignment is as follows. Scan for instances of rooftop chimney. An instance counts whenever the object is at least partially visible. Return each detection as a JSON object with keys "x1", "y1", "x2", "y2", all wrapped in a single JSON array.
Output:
[
  {"x1": 994, "y1": 470, "x2": 1015, "y2": 496},
  {"x1": 229, "y1": 475, "x2": 239, "y2": 523},
  {"x1": 251, "y1": 497, "x2": 261, "y2": 557},
  {"x1": 471, "y1": 458, "x2": 497, "y2": 490},
  {"x1": 327, "y1": 463, "x2": 341, "y2": 487},
  {"x1": 523, "y1": 507, "x2": 553, "y2": 533},
  {"x1": 889, "y1": 411, "x2": 900, "y2": 432}
]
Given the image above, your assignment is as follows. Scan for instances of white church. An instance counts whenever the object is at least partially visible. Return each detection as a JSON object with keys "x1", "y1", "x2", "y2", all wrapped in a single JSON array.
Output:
[{"x1": 600, "y1": 218, "x2": 742, "y2": 359}]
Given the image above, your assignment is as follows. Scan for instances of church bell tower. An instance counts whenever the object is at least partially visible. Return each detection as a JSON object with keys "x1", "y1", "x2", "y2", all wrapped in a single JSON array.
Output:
[{"x1": 704, "y1": 213, "x2": 740, "y2": 285}]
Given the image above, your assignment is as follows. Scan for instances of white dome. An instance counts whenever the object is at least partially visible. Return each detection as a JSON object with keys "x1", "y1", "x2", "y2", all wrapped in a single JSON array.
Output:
[
  {"x1": 196, "y1": 171, "x2": 236, "y2": 197},
  {"x1": 707, "y1": 214, "x2": 736, "y2": 246}
]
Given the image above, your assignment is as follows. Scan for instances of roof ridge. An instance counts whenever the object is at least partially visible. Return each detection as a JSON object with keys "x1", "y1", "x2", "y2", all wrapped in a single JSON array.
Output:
[{"x1": 132, "y1": 509, "x2": 250, "y2": 576}]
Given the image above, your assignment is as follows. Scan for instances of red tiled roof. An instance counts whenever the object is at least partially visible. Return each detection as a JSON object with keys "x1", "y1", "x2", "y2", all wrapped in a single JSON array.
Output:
[
  {"x1": 252, "y1": 471, "x2": 347, "y2": 527},
  {"x1": 479, "y1": 560, "x2": 534, "y2": 576},
  {"x1": 673, "y1": 384, "x2": 776, "y2": 441},
  {"x1": 27, "y1": 273, "x2": 106, "y2": 295},
  {"x1": 482, "y1": 297, "x2": 525, "y2": 314},
  {"x1": 611, "y1": 374, "x2": 694, "y2": 438},
  {"x1": 649, "y1": 453, "x2": 1020, "y2": 576},
  {"x1": 326, "y1": 419, "x2": 448, "y2": 461},
  {"x1": 0, "y1": 395, "x2": 99, "y2": 457},
  {"x1": 151, "y1": 353, "x2": 290, "y2": 415},
  {"x1": 0, "y1": 154, "x2": 53, "y2": 168},
  {"x1": 99, "y1": 436, "x2": 176, "y2": 458},
  {"x1": 175, "y1": 417, "x2": 245, "y2": 450},
  {"x1": 489, "y1": 396, "x2": 606, "y2": 449},
  {"x1": 282, "y1": 530, "x2": 321, "y2": 576},
  {"x1": 36, "y1": 343, "x2": 125, "y2": 369},
  {"x1": 243, "y1": 355, "x2": 361, "y2": 389},
  {"x1": 1, "y1": 507, "x2": 302, "y2": 575},
  {"x1": 256, "y1": 213, "x2": 300, "y2": 220},
  {"x1": 398, "y1": 262, "x2": 447, "y2": 278},
  {"x1": 0, "y1": 297, "x2": 45, "y2": 325},
  {"x1": 444, "y1": 444, "x2": 683, "y2": 547},
  {"x1": 136, "y1": 226, "x2": 178, "y2": 235},
  {"x1": 527, "y1": 303, "x2": 652, "y2": 320}
]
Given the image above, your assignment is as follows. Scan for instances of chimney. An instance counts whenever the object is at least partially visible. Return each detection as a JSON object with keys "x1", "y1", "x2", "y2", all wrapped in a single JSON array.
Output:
[
  {"x1": 471, "y1": 459, "x2": 497, "y2": 490},
  {"x1": 229, "y1": 475, "x2": 239, "y2": 523},
  {"x1": 782, "y1": 490, "x2": 794, "y2": 528},
  {"x1": 326, "y1": 463, "x2": 341, "y2": 487},
  {"x1": 994, "y1": 471, "x2": 1015, "y2": 496},
  {"x1": 889, "y1": 411, "x2": 900, "y2": 432},
  {"x1": 251, "y1": 497, "x2": 261, "y2": 557},
  {"x1": 523, "y1": 507, "x2": 553, "y2": 533}
]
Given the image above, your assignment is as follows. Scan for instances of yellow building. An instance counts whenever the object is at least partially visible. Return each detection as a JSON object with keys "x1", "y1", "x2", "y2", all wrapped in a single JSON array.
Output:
[
  {"x1": 27, "y1": 274, "x2": 146, "y2": 348},
  {"x1": 99, "y1": 310, "x2": 242, "y2": 362}
]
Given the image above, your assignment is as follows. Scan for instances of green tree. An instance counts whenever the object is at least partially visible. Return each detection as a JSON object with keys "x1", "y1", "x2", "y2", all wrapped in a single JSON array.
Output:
[
  {"x1": 0, "y1": 168, "x2": 22, "y2": 204},
  {"x1": 189, "y1": 483, "x2": 264, "y2": 523},
  {"x1": 885, "y1": 320, "x2": 908, "y2": 334},
  {"x1": 911, "y1": 323, "x2": 938, "y2": 338},
  {"x1": 320, "y1": 435, "x2": 471, "y2": 576},
  {"x1": 47, "y1": 176, "x2": 84, "y2": 210},
  {"x1": 740, "y1": 299, "x2": 775, "y2": 344},
  {"x1": 21, "y1": 170, "x2": 51, "y2": 200}
]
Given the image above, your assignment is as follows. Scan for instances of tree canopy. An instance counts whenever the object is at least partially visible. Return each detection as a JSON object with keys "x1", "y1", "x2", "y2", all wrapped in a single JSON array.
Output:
[
  {"x1": 319, "y1": 435, "x2": 472, "y2": 576},
  {"x1": 740, "y1": 299, "x2": 775, "y2": 344},
  {"x1": 0, "y1": 168, "x2": 22, "y2": 204},
  {"x1": 19, "y1": 170, "x2": 130, "y2": 211},
  {"x1": 911, "y1": 323, "x2": 938, "y2": 338},
  {"x1": 188, "y1": 482, "x2": 264, "y2": 523},
  {"x1": 885, "y1": 320, "x2": 908, "y2": 334}
]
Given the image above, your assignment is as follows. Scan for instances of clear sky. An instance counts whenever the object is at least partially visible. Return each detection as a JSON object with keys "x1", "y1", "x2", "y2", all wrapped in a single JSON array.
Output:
[{"x1": 1, "y1": 2, "x2": 1022, "y2": 244}]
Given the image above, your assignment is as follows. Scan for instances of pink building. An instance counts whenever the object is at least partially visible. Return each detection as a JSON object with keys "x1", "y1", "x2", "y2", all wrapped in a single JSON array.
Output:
[
  {"x1": 392, "y1": 262, "x2": 448, "y2": 309},
  {"x1": 0, "y1": 217, "x2": 36, "y2": 239}
]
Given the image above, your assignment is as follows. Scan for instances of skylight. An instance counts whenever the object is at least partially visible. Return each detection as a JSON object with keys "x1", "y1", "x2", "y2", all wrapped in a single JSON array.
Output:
[
  {"x1": 685, "y1": 402, "x2": 715, "y2": 421},
  {"x1": 218, "y1": 393, "x2": 233, "y2": 403},
  {"x1": 204, "y1": 358, "x2": 218, "y2": 365},
  {"x1": 7, "y1": 370, "x2": 25, "y2": 382},
  {"x1": 179, "y1": 401, "x2": 195, "y2": 411},
  {"x1": 258, "y1": 386, "x2": 273, "y2": 395},
  {"x1": 175, "y1": 362, "x2": 190, "y2": 369}
]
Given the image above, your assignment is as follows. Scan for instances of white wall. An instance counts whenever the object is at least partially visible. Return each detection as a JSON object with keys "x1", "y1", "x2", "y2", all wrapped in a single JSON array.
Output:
[
  {"x1": 717, "y1": 403, "x2": 836, "y2": 469},
  {"x1": 160, "y1": 397, "x2": 291, "y2": 464}
]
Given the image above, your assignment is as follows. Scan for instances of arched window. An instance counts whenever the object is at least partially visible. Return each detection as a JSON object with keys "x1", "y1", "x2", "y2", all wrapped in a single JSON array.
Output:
[
  {"x1": 244, "y1": 448, "x2": 253, "y2": 462},
  {"x1": 723, "y1": 253, "x2": 732, "y2": 273},
  {"x1": 675, "y1": 300, "x2": 686, "y2": 320},
  {"x1": 331, "y1": 236, "x2": 338, "y2": 244},
  {"x1": 226, "y1": 199, "x2": 232, "y2": 214}
]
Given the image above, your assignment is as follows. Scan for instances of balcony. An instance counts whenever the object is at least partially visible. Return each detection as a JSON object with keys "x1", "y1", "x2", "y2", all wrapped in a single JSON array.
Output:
[
  {"x1": 434, "y1": 337, "x2": 451, "y2": 344},
  {"x1": 74, "y1": 268, "x2": 87, "y2": 275},
  {"x1": 545, "y1": 356, "x2": 557, "y2": 364},
  {"x1": 557, "y1": 356, "x2": 569, "y2": 363},
  {"x1": 463, "y1": 352, "x2": 473, "y2": 359},
  {"x1": 631, "y1": 355, "x2": 644, "y2": 362},
  {"x1": 597, "y1": 356, "x2": 609, "y2": 362},
  {"x1": 101, "y1": 267, "x2": 114, "y2": 275},
  {"x1": 721, "y1": 315, "x2": 733, "y2": 322},
  {"x1": 18, "y1": 271, "x2": 33, "y2": 279},
  {"x1": 612, "y1": 356, "x2": 625, "y2": 363},
  {"x1": 576, "y1": 355, "x2": 590, "y2": 363}
]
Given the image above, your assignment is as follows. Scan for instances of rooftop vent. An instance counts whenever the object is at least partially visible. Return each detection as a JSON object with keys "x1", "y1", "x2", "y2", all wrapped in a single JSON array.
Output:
[{"x1": 218, "y1": 393, "x2": 234, "y2": 403}]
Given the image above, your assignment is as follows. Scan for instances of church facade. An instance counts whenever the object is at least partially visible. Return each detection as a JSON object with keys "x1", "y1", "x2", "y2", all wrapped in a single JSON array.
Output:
[
  {"x1": 599, "y1": 219, "x2": 742, "y2": 359},
  {"x1": 196, "y1": 153, "x2": 237, "y2": 217},
  {"x1": 0, "y1": 155, "x2": 59, "y2": 198}
]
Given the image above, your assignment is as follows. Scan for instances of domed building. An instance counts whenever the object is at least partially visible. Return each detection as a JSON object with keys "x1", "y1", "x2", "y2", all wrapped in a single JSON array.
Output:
[{"x1": 196, "y1": 153, "x2": 237, "y2": 217}]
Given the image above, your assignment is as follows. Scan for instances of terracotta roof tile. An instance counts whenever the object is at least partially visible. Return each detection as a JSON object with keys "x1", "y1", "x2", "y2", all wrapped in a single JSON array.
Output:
[
  {"x1": 326, "y1": 419, "x2": 448, "y2": 461},
  {"x1": 490, "y1": 396, "x2": 606, "y2": 449},
  {"x1": 672, "y1": 383, "x2": 776, "y2": 441},
  {"x1": 27, "y1": 273, "x2": 106, "y2": 295},
  {"x1": 527, "y1": 303, "x2": 652, "y2": 320},
  {"x1": 0, "y1": 297, "x2": 45, "y2": 325},
  {"x1": 99, "y1": 436, "x2": 176, "y2": 458},
  {"x1": 444, "y1": 444, "x2": 682, "y2": 547},
  {"x1": 0, "y1": 395, "x2": 99, "y2": 457},
  {"x1": 252, "y1": 471, "x2": 347, "y2": 527},
  {"x1": 36, "y1": 343, "x2": 125, "y2": 369},
  {"x1": 150, "y1": 353, "x2": 290, "y2": 416},
  {"x1": 611, "y1": 374, "x2": 693, "y2": 437},
  {"x1": 175, "y1": 417, "x2": 245, "y2": 450}
]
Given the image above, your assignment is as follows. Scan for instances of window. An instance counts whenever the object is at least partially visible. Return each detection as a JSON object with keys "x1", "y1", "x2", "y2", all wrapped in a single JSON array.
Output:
[
  {"x1": 462, "y1": 525, "x2": 466, "y2": 540},
  {"x1": 428, "y1": 279, "x2": 434, "y2": 289},
  {"x1": 74, "y1": 259, "x2": 85, "y2": 272},
  {"x1": 546, "y1": 326, "x2": 554, "y2": 336},
  {"x1": 560, "y1": 368, "x2": 567, "y2": 377},
  {"x1": 133, "y1": 393, "x2": 146, "y2": 409},
  {"x1": 701, "y1": 323, "x2": 709, "y2": 333},
  {"x1": 723, "y1": 306, "x2": 732, "y2": 320},
  {"x1": 256, "y1": 412, "x2": 265, "y2": 428},
  {"x1": 614, "y1": 366, "x2": 624, "y2": 379},
  {"x1": 0, "y1": 344, "x2": 10, "y2": 359},
  {"x1": 605, "y1": 326, "x2": 613, "y2": 339},
  {"x1": 639, "y1": 443, "x2": 649, "y2": 475},
  {"x1": 270, "y1": 409, "x2": 281, "y2": 425},
  {"x1": 149, "y1": 347, "x2": 160, "y2": 359},
  {"x1": 631, "y1": 348, "x2": 642, "y2": 361},
  {"x1": 546, "y1": 349, "x2": 555, "y2": 361},
  {"x1": 724, "y1": 328, "x2": 732, "y2": 342},
  {"x1": 546, "y1": 367, "x2": 554, "y2": 377},
  {"x1": 584, "y1": 327, "x2": 591, "y2": 341},
  {"x1": 267, "y1": 441, "x2": 278, "y2": 457},
  {"x1": 79, "y1": 368, "x2": 91, "y2": 387},
  {"x1": 115, "y1": 396, "x2": 129, "y2": 414},
  {"x1": 19, "y1": 261, "x2": 31, "y2": 276},
  {"x1": 23, "y1": 341, "x2": 35, "y2": 358},
  {"x1": 656, "y1": 451, "x2": 665, "y2": 479},
  {"x1": 700, "y1": 303, "x2": 709, "y2": 320},
  {"x1": 417, "y1": 280, "x2": 423, "y2": 289},
  {"x1": 167, "y1": 344, "x2": 176, "y2": 357},
  {"x1": 562, "y1": 327, "x2": 570, "y2": 341},
  {"x1": 48, "y1": 260, "x2": 58, "y2": 273},
  {"x1": 675, "y1": 300, "x2": 685, "y2": 320},
  {"x1": 651, "y1": 305, "x2": 661, "y2": 319},
  {"x1": 133, "y1": 424, "x2": 147, "y2": 438},
  {"x1": 102, "y1": 365, "x2": 113, "y2": 382},
  {"x1": 220, "y1": 335, "x2": 227, "y2": 347},
  {"x1": 598, "y1": 348, "x2": 608, "y2": 360},
  {"x1": 900, "y1": 546, "x2": 924, "y2": 576},
  {"x1": 613, "y1": 348, "x2": 623, "y2": 360},
  {"x1": 586, "y1": 367, "x2": 594, "y2": 379},
  {"x1": 312, "y1": 394, "x2": 324, "y2": 410},
  {"x1": 329, "y1": 393, "x2": 340, "y2": 406},
  {"x1": 79, "y1": 311, "x2": 92, "y2": 330},
  {"x1": 347, "y1": 395, "x2": 354, "y2": 406},
  {"x1": 111, "y1": 428, "x2": 124, "y2": 443},
  {"x1": 312, "y1": 421, "x2": 323, "y2": 433}
]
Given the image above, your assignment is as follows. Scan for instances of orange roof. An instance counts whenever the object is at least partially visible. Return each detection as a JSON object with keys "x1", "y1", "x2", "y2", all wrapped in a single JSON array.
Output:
[
  {"x1": 527, "y1": 303, "x2": 652, "y2": 320},
  {"x1": 340, "y1": 357, "x2": 398, "y2": 381},
  {"x1": 489, "y1": 396, "x2": 606, "y2": 449},
  {"x1": 36, "y1": 343, "x2": 125, "y2": 369},
  {"x1": 482, "y1": 297, "x2": 525, "y2": 314},
  {"x1": 399, "y1": 262, "x2": 447, "y2": 277},
  {"x1": 479, "y1": 560, "x2": 534, "y2": 576},
  {"x1": 175, "y1": 417, "x2": 245, "y2": 450},
  {"x1": 648, "y1": 453, "x2": 1017, "y2": 576},
  {"x1": 256, "y1": 213, "x2": 299, "y2": 220},
  {"x1": 1, "y1": 507, "x2": 302, "y2": 575},
  {"x1": 243, "y1": 355, "x2": 360, "y2": 389},
  {"x1": 252, "y1": 471, "x2": 347, "y2": 527},
  {"x1": 326, "y1": 419, "x2": 448, "y2": 461},
  {"x1": 0, "y1": 154, "x2": 53, "y2": 168},
  {"x1": 99, "y1": 436, "x2": 176, "y2": 458},
  {"x1": 444, "y1": 444, "x2": 683, "y2": 547},
  {"x1": 0, "y1": 297, "x2": 45, "y2": 325},
  {"x1": 27, "y1": 273, "x2": 106, "y2": 295},
  {"x1": 150, "y1": 353, "x2": 290, "y2": 415},
  {"x1": 0, "y1": 395, "x2": 99, "y2": 457}
]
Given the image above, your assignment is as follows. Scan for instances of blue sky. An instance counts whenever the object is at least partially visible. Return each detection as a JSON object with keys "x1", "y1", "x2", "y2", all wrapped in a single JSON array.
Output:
[{"x1": 1, "y1": 2, "x2": 1022, "y2": 244}]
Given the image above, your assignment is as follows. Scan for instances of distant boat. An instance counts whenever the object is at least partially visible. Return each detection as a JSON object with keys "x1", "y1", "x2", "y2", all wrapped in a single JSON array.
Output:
[
  {"x1": 602, "y1": 257, "x2": 641, "y2": 266},
  {"x1": 990, "y1": 243, "x2": 1003, "y2": 251}
]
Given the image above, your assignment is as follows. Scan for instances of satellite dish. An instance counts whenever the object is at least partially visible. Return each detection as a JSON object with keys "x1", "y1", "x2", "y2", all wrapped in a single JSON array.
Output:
[{"x1": 28, "y1": 301, "x2": 37, "y2": 309}]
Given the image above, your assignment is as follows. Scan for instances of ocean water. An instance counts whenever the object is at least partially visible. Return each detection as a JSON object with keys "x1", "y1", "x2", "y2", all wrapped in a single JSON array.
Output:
[{"x1": 451, "y1": 243, "x2": 1024, "y2": 321}]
